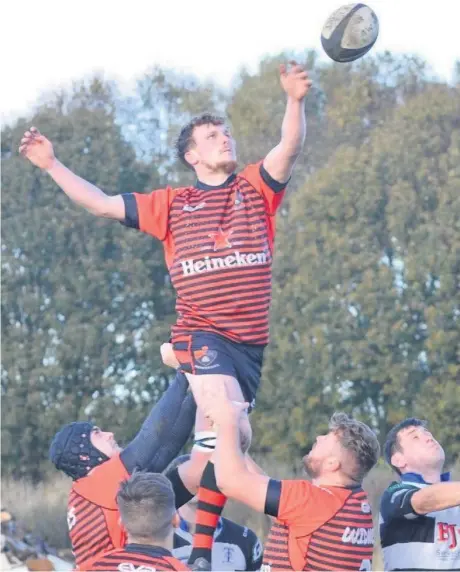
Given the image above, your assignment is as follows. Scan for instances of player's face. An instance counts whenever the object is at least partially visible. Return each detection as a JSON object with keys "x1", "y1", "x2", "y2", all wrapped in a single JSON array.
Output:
[
  {"x1": 394, "y1": 425, "x2": 445, "y2": 473},
  {"x1": 303, "y1": 431, "x2": 341, "y2": 478},
  {"x1": 187, "y1": 123, "x2": 237, "y2": 174},
  {"x1": 90, "y1": 426, "x2": 121, "y2": 457}
]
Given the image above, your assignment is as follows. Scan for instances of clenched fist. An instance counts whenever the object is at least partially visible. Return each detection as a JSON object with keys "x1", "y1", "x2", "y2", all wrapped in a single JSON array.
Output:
[{"x1": 19, "y1": 127, "x2": 56, "y2": 170}]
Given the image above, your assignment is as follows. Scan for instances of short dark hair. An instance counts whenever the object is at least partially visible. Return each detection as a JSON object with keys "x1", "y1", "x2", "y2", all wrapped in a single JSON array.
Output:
[
  {"x1": 117, "y1": 472, "x2": 175, "y2": 540},
  {"x1": 329, "y1": 412, "x2": 380, "y2": 482},
  {"x1": 175, "y1": 113, "x2": 227, "y2": 169},
  {"x1": 384, "y1": 418, "x2": 427, "y2": 474}
]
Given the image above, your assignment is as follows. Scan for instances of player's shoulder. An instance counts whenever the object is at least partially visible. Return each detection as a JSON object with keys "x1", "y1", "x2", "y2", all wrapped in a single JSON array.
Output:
[
  {"x1": 380, "y1": 480, "x2": 419, "y2": 507},
  {"x1": 219, "y1": 516, "x2": 257, "y2": 542},
  {"x1": 236, "y1": 161, "x2": 263, "y2": 181}
]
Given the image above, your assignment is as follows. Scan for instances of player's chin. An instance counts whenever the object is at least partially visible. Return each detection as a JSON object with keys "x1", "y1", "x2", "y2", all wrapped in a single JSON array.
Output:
[{"x1": 218, "y1": 158, "x2": 238, "y2": 174}]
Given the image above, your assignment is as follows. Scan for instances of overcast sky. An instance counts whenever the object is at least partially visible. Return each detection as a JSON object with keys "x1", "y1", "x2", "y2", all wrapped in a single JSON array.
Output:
[{"x1": 3, "y1": 0, "x2": 459, "y2": 123}]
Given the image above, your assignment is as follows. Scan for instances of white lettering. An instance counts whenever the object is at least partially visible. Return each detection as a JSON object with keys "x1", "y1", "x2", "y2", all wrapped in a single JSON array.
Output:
[
  {"x1": 194, "y1": 260, "x2": 205, "y2": 273},
  {"x1": 181, "y1": 259, "x2": 195, "y2": 276},
  {"x1": 342, "y1": 526, "x2": 374, "y2": 545},
  {"x1": 180, "y1": 251, "x2": 270, "y2": 277}
]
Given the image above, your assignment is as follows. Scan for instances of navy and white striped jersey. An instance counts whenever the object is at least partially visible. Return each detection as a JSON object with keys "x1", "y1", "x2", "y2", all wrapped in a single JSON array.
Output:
[{"x1": 380, "y1": 472, "x2": 460, "y2": 571}]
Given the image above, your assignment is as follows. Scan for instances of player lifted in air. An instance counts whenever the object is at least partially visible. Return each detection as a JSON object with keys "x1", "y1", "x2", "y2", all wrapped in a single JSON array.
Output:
[{"x1": 20, "y1": 61, "x2": 312, "y2": 569}]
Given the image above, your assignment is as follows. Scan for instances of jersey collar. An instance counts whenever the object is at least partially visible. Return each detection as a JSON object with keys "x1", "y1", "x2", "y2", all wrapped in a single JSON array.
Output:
[
  {"x1": 125, "y1": 543, "x2": 172, "y2": 557},
  {"x1": 196, "y1": 174, "x2": 236, "y2": 191},
  {"x1": 402, "y1": 471, "x2": 451, "y2": 484}
]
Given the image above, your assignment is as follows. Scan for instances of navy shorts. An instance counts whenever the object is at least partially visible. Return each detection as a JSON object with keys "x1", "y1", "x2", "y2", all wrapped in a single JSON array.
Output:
[{"x1": 172, "y1": 332, "x2": 265, "y2": 409}]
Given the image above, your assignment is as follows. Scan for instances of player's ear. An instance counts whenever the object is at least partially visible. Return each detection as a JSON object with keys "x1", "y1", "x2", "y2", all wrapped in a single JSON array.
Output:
[
  {"x1": 185, "y1": 148, "x2": 199, "y2": 167},
  {"x1": 172, "y1": 511, "x2": 180, "y2": 528},
  {"x1": 391, "y1": 450, "x2": 405, "y2": 472}
]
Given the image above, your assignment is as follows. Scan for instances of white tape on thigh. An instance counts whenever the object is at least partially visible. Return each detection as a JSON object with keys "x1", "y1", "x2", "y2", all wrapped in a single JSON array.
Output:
[{"x1": 193, "y1": 431, "x2": 217, "y2": 452}]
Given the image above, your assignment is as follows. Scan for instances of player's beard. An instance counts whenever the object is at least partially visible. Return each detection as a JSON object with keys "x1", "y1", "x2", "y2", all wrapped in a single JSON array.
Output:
[
  {"x1": 204, "y1": 158, "x2": 237, "y2": 175},
  {"x1": 303, "y1": 454, "x2": 322, "y2": 479}
]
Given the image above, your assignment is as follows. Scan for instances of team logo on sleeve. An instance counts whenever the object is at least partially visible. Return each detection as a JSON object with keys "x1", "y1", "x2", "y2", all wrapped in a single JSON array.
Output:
[{"x1": 194, "y1": 346, "x2": 218, "y2": 367}]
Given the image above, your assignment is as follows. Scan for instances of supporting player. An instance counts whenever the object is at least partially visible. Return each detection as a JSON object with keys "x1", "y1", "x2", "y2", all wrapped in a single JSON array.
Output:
[
  {"x1": 19, "y1": 60, "x2": 312, "y2": 569},
  {"x1": 49, "y1": 372, "x2": 199, "y2": 571},
  {"x1": 91, "y1": 471, "x2": 189, "y2": 571},
  {"x1": 200, "y1": 383, "x2": 380, "y2": 571}
]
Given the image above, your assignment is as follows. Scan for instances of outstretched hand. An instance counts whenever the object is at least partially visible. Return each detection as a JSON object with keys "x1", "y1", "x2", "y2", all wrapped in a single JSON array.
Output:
[
  {"x1": 280, "y1": 61, "x2": 312, "y2": 101},
  {"x1": 19, "y1": 127, "x2": 55, "y2": 170},
  {"x1": 199, "y1": 381, "x2": 249, "y2": 428}
]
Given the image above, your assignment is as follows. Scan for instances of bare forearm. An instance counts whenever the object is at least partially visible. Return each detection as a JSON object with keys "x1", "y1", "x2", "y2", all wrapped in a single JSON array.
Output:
[
  {"x1": 46, "y1": 159, "x2": 119, "y2": 218},
  {"x1": 280, "y1": 97, "x2": 306, "y2": 156},
  {"x1": 215, "y1": 420, "x2": 247, "y2": 494},
  {"x1": 412, "y1": 482, "x2": 460, "y2": 514}
]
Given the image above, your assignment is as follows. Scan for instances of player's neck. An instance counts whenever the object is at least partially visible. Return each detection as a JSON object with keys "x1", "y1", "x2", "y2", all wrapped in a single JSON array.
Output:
[
  {"x1": 194, "y1": 166, "x2": 234, "y2": 187},
  {"x1": 403, "y1": 466, "x2": 443, "y2": 484},
  {"x1": 128, "y1": 533, "x2": 173, "y2": 551},
  {"x1": 312, "y1": 474, "x2": 359, "y2": 489}
]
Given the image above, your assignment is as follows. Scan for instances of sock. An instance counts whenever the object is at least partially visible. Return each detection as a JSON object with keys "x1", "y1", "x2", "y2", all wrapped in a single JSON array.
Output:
[
  {"x1": 165, "y1": 467, "x2": 195, "y2": 509},
  {"x1": 188, "y1": 461, "x2": 227, "y2": 565}
]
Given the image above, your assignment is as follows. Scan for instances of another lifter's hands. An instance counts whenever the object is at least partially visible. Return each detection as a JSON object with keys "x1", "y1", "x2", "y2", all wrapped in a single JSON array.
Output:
[
  {"x1": 280, "y1": 61, "x2": 312, "y2": 101},
  {"x1": 19, "y1": 127, "x2": 56, "y2": 170},
  {"x1": 200, "y1": 382, "x2": 248, "y2": 428},
  {"x1": 160, "y1": 343, "x2": 180, "y2": 369}
]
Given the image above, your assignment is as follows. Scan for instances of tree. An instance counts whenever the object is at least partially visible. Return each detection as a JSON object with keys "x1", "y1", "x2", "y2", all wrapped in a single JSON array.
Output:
[{"x1": 1, "y1": 78, "x2": 175, "y2": 479}]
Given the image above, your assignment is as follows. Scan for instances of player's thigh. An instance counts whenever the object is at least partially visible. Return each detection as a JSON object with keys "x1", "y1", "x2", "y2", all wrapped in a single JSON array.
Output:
[{"x1": 185, "y1": 373, "x2": 245, "y2": 407}]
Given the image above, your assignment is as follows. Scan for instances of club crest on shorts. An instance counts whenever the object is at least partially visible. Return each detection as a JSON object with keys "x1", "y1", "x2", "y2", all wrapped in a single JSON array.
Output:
[{"x1": 194, "y1": 346, "x2": 218, "y2": 367}]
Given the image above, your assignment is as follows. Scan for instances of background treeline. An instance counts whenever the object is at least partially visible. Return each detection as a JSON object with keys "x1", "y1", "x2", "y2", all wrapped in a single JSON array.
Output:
[{"x1": 2, "y1": 51, "x2": 460, "y2": 484}]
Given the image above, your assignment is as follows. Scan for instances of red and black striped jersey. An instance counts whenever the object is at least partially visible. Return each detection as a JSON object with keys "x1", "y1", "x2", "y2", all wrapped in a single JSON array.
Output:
[
  {"x1": 264, "y1": 479, "x2": 374, "y2": 571},
  {"x1": 67, "y1": 454, "x2": 129, "y2": 570},
  {"x1": 91, "y1": 543, "x2": 190, "y2": 571},
  {"x1": 122, "y1": 162, "x2": 286, "y2": 345}
]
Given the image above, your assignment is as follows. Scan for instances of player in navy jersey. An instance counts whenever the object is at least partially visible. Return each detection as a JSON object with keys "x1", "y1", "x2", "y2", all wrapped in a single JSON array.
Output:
[
  {"x1": 380, "y1": 418, "x2": 460, "y2": 571},
  {"x1": 20, "y1": 60, "x2": 312, "y2": 569}
]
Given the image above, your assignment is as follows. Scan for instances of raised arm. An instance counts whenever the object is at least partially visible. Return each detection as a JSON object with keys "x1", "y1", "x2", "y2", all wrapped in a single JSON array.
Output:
[
  {"x1": 411, "y1": 482, "x2": 460, "y2": 514},
  {"x1": 19, "y1": 127, "x2": 125, "y2": 220},
  {"x1": 263, "y1": 62, "x2": 312, "y2": 184},
  {"x1": 199, "y1": 382, "x2": 270, "y2": 513}
]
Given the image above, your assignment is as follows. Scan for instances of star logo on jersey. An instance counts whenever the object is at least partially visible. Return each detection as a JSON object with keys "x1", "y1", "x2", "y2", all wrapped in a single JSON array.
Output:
[{"x1": 208, "y1": 228, "x2": 233, "y2": 250}]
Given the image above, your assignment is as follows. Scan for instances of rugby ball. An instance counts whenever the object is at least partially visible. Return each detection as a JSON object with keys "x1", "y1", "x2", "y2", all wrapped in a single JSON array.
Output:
[{"x1": 321, "y1": 3, "x2": 379, "y2": 63}]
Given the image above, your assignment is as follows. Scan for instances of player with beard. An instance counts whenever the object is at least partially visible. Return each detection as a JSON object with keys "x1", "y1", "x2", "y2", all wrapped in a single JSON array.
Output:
[
  {"x1": 20, "y1": 61, "x2": 312, "y2": 569},
  {"x1": 199, "y1": 382, "x2": 380, "y2": 572}
]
